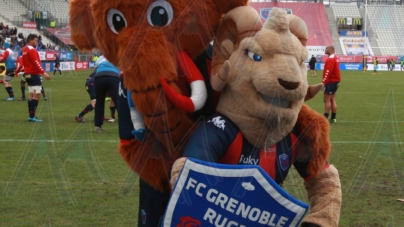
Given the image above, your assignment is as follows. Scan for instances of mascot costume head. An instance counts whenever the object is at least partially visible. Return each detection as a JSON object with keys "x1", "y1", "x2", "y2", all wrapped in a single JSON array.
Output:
[{"x1": 69, "y1": 0, "x2": 251, "y2": 192}]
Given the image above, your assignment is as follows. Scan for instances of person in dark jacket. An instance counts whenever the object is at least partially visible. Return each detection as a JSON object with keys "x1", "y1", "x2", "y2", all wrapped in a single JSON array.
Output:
[
  {"x1": 93, "y1": 55, "x2": 120, "y2": 132},
  {"x1": 309, "y1": 55, "x2": 317, "y2": 77},
  {"x1": 53, "y1": 54, "x2": 62, "y2": 76}
]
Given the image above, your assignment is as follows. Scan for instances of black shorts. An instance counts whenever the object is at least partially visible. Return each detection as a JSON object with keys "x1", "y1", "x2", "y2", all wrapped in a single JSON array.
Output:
[
  {"x1": 324, "y1": 82, "x2": 340, "y2": 95},
  {"x1": 6, "y1": 68, "x2": 15, "y2": 76},
  {"x1": 25, "y1": 74, "x2": 42, "y2": 86},
  {"x1": 55, "y1": 63, "x2": 60, "y2": 68},
  {"x1": 309, "y1": 65, "x2": 315, "y2": 70},
  {"x1": 86, "y1": 85, "x2": 96, "y2": 100}
]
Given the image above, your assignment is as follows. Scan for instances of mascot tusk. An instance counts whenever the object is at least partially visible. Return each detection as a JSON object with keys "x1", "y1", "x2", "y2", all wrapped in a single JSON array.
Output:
[{"x1": 161, "y1": 51, "x2": 207, "y2": 112}]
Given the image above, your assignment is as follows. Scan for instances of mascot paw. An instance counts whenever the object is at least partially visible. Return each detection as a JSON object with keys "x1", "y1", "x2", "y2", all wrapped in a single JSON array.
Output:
[
  {"x1": 131, "y1": 128, "x2": 146, "y2": 142},
  {"x1": 170, "y1": 157, "x2": 187, "y2": 189}
]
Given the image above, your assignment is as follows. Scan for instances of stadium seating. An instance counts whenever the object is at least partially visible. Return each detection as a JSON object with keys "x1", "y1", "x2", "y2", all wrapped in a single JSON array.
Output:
[
  {"x1": 32, "y1": 0, "x2": 69, "y2": 21},
  {"x1": 0, "y1": 0, "x2": 29, "y2": 21},
  {"x1": 0, "y1": 0, "x2": 57, "y2": 47},
  {"x1": 331, "y1": 4, "x2": 361, "y2": 19},
  {"x1": 366, "y1": 5, "x2": 404, "y2": 55}
]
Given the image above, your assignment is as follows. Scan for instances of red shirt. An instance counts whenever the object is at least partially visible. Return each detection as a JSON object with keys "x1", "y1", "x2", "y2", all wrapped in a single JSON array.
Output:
[
  {"x1": 322, "y1": 54, "x2": 341, "y2": 84},
  {"x1": 21, "y1": 45, "x2": 45, "y2": 74},
  {"x1": 0, "y1": 50, "x2": 9, "y2": 62},
  {"x1": 15, "y1": 56, "x2": 24, "y2": 74}
]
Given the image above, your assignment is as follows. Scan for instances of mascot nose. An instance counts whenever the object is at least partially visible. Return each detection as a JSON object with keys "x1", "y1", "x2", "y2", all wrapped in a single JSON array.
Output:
[{"x1": 278, "y1": 78, "x2": 300, "y2": 90}]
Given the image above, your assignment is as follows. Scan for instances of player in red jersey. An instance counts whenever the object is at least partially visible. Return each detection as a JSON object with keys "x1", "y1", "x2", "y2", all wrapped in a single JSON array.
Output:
[
  {"x1": 21, "y1": 34, "x2": 51, "y2": 122},
  {"x1": 322, "y1": 45, "x2": 341, "y2": 124},
  {"x1": 15, "y1": 55, "x2": 48, "y2": 101}
]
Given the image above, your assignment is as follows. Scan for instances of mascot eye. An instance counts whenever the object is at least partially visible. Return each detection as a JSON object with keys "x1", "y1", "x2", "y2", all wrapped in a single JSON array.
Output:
[
  {"x1": 107, "y1": 9, "x2": 127, "y2": 34},
  {"x1": 247, "y1": 50, "x2": 262, "y2": 62},
  {"x1": 147, "y1": 0, "x2": 174, "y2": 27}
]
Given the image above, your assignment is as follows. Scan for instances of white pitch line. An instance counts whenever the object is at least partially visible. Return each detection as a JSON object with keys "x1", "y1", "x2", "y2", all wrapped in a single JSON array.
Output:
[{"x1": 0, "y1": 139, "x2": 119, "y2": 143}]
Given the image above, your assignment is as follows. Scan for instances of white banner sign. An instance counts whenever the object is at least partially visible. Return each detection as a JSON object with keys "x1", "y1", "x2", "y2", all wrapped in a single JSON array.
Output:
[
  {"x1": 38, "y1": 51, "x2": 46, "y2": 61},
  {"x1": 306, "y1": 46, "x2": 326, "y2": 62},
  {"x1": 347, "y1": 18, "x2": 352, "y2": 25},
  {"x1": 60, "y1": 61, "x2": 76, "y2": 71},
  {"x1": 367, "y1": 64, "x2": 401, "y2": 71},
  {"x1": 339, "y1": 37, "x2": 374, "y2": 56}
]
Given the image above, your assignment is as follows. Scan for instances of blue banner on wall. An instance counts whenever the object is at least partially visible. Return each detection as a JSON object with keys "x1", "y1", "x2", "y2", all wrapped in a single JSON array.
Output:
[
  {"x1": 42, "y1": 62, "x2": 55, "y2": 72},
  {"x1": 312, "y1": 63, "x2": 363, "y2": 70},
  {"x1": 162, "y1": 158, "x2": 308, "y2": 227},
  {"x1": 59, "y1": 52, "x2": 73, "y2": 61},
  {"x1": 340, "y1": 30, "x2": 368, "y2": 36},
  {"x1": 340, "y1": 63, "x2": 363, "y2": 70}
]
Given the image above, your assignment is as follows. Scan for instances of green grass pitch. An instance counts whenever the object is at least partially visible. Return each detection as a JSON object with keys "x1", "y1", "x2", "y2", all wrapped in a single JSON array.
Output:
[{"x1": 0, "y1": 69, "x2": 404, "y2": 226}]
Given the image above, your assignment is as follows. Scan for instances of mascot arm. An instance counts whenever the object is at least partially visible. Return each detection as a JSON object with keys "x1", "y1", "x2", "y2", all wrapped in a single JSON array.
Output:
[
  {"x1": 301, "y1": 165, "x2": 342, "y2": 227},
  {"x1": 161, "y1": 51, "x2": 207, "y2": 113},
  {"x1": 127, "y1": 90, "x2": 146, "y2": 141}
]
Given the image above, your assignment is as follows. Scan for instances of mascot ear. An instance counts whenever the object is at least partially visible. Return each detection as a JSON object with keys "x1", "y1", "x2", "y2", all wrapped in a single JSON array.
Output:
[
  {"x1": 69, "y1": 0, "x2": 97, "y2": 51},
  {"x1": 211, "y1": 6, "x2": 262, "y2": 91}
]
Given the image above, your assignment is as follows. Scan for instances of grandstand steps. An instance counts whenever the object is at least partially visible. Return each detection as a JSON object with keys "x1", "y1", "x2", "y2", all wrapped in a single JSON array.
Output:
[
  {"x1": 325, "y1": 7, "x2": 344, "y2": 55},
  {"x1": 359, "y1": 8, "x2": 381, "y2": 56}
]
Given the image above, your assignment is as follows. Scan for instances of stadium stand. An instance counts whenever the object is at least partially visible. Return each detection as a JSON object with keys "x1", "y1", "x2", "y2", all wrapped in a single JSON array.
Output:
[
  {"x1": 0, "y1": 0, "x2": 28, "y2": 22},
  {"x1": 249, "y1": 2, "x2": 333, "y2": 46},
  {"x1": 325, "y1": 7, "x2": 344, "y2": 55},
  {"x1": 0, "y1": 0, "x2": 56, "y2": 47},
  {"x1": 32, "y1": 0, "x2": 69, "y2": 22},
  {"x1": 331, "y1": 4, "x2": 361, "y2": 19},
  {"x1": 366, "y1": 5, "x2": 404, "y2": 55}
]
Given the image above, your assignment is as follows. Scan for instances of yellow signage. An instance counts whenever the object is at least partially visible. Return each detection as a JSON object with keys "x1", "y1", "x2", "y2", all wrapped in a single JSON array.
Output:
[
  {"x1": 353, "y1": 18, "x2": 362, "y2": 25},
  {"x1": 0, "y1": 63, "x2": 5, "y2": 76}
]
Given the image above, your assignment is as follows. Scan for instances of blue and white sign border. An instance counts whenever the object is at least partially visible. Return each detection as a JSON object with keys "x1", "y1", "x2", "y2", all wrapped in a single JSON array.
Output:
[{"x1": 163, "y1": 158, "x2": 308, "y2": 227}]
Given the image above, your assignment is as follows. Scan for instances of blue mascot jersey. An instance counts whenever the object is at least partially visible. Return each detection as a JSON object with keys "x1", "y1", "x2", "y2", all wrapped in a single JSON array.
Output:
[{"x1": 183, "y1": 113, "x2": 312, "y2": 185}]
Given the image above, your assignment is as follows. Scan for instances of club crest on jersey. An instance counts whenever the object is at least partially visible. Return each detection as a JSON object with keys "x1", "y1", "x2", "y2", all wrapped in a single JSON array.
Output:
[
  {"x1": 208, "y1": 116, "x2": 226, "y2": 131},
  {"x1": 279, "y1": 154, "x2": 289, "y2": 171}
]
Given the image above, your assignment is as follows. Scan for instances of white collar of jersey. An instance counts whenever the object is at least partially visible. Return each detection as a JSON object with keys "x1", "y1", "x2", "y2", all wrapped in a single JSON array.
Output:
[{"x1": 329, "y1": 54, "x2": 335, "y2": 58}]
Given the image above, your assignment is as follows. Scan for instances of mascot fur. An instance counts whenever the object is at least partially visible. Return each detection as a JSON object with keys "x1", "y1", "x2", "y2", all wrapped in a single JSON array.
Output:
[
  {"x1": 170, "y1": 7, "x2": 342, "y2": 227},
  {"x1": 69, "y1": 0, "x2": 340, "y2": 225}
]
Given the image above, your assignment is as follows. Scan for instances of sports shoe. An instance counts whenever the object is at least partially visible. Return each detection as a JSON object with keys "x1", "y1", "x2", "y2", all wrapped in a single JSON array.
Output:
[
  {"x1": 44, "y1": 97, "x2": 48, "y2": 101},
  {"x1": 329, "y1": 118, "x2": 337, "y2": 124},
  {"x1": 18, "y1": 97, "x2": 26, "y2": 101},
  {"x1": 28, "y1": 117, "x2": 43, "y2": 122},
  {"x1": 75, "y1": 115, "x2": 85, "y2": 123},
  {"x1": 95, "y1": 126, "x2": 103, "y2": 132},
  {"x1": 108, "y1": 118, "x2": 115, "y2": 123},
  {"x1": 5, "y1": 97, "x2": 15, "y2": 101}
]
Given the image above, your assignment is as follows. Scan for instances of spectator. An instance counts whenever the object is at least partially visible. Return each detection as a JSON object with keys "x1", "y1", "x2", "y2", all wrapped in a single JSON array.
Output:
[
  {"x1": 309, "y1": 55, "x2": 317, "y2": 77},
  {"x1": 387, "y1": 59, "x2": 391, "y2": 71}
]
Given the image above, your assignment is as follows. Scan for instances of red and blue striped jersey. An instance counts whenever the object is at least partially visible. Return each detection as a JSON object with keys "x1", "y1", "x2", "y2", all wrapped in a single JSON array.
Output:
[{"x1": 183, "y1": 113, "x2": 311, "y2": 185}]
